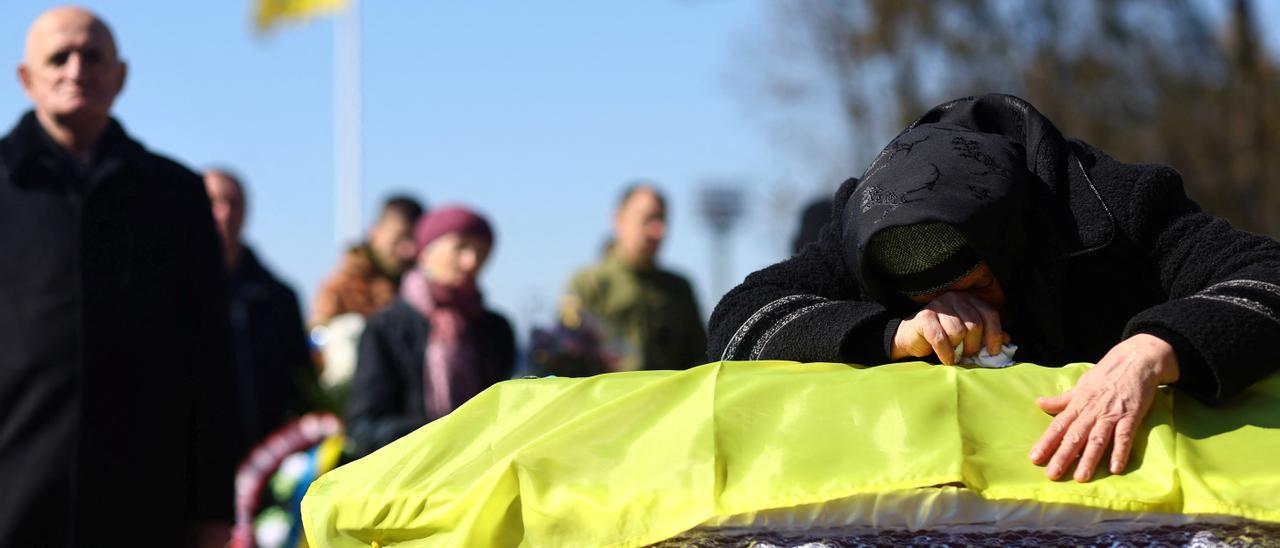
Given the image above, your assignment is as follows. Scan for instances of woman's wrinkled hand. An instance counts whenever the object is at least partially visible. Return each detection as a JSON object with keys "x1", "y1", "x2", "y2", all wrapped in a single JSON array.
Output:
[
  {"x1": 1029, "y1": 333, "x2": 1180, "y2": 482},
  {"x1": 891, "y1": 291, "x2": 1007, "y2": 364}
]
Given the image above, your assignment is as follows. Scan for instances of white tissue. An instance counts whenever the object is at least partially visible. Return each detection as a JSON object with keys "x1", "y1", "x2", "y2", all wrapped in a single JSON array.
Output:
[{"x1": 951, "y1": 342, "x2": 1018, "y2": 368}]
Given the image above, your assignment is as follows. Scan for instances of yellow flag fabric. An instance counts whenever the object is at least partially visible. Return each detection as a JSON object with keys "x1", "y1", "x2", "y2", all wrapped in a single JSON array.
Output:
[
  {"x1": 255, "y1": 0, "x2": 351, "y2": 32},
  {"x1": 302, "y1": 362, "x2": 1280, "y2": 547}
]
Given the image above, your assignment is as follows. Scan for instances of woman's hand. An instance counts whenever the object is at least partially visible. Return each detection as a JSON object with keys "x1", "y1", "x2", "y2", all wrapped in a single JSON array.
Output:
[
  {"x1": 891, "y1": 291, "x2": 1006, "y2": 364},
  {"x1": 1029, "y1": 333, "x2": 1180, "y2": 482}
]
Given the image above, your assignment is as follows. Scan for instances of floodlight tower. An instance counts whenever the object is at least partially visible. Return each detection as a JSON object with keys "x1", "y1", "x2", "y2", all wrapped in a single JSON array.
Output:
[{"x1": 698, "y1": 185, "x2": 746, "y2": 299}]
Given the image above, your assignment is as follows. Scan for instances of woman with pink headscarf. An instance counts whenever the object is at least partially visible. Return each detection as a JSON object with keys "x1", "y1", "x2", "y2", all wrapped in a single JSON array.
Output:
[{"x1": 345, "y1": 206, "x2": 515, "y2": 456}]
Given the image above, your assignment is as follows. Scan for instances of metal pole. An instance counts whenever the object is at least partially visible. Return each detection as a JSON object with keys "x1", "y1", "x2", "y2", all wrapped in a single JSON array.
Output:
[
  {"x1": 334, "y1": 0, "x2": 363, "y2": 248},
  {"x1": 710, "y1": 233, "x2": 732, "y2": 299}
]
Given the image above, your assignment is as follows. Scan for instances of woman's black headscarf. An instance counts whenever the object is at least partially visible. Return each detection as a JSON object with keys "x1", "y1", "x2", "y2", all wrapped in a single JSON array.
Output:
[
  {"x1": 842, "y1": 94, "x2": 1089, "y2": 360},
  {"x1": 843, "y1": 122, "x2": 1034, "y2": 307}
]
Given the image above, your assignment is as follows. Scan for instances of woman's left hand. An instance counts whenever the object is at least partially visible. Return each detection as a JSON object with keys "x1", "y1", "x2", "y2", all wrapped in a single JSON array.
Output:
[{"x1": 1028, "y1": 333, "x2": 1180, "y2": 482}]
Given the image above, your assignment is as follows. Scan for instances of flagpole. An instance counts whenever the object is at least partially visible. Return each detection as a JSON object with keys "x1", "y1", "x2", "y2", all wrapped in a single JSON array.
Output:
[{"x1": 334, "y1": 0, "x2": 362, "y2": 248}]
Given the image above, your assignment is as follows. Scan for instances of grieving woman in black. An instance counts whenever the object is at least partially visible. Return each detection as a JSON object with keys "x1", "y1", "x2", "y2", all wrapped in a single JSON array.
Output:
[{"x1": 709, "y1": 94, "x2": 1280, "y2": 484}]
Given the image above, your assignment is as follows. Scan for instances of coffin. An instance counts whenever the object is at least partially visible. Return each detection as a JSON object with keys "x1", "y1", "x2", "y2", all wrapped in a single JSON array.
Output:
[{"x1": 303, "y1": 361, "x2": 1280, "y2": 546}]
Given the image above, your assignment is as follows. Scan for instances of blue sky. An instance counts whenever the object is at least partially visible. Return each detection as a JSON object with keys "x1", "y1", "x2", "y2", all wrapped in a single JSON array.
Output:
[
  {"x1": 1, "y1": 1, "x2": 831, "y2": 340},
  {"x1": 4, "y1": 1, "x2": 1278, "y2": 344}
]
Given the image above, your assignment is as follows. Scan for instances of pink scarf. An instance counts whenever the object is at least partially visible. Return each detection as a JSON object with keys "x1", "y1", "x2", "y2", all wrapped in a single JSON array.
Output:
[{"x1": 400, "y1": 268, "x2": 487, "y2": 420}]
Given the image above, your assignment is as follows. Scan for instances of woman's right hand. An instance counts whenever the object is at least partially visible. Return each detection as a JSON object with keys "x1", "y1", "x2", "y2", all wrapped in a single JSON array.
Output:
[{"x1": 891, "y1": 291, "x2": 1007, "y2": 364}]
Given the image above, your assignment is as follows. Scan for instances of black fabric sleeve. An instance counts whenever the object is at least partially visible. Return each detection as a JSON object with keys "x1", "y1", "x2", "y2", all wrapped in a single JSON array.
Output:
[
  {"x1": 345, "y1": 314, "x2": 421, "y2": 456},
  {"x1": 708, "y1": 178, "x2": 897, "y2": 364},
  {"x1": 1112, "y1": 162, "x2": 1280, "y2": 402}
]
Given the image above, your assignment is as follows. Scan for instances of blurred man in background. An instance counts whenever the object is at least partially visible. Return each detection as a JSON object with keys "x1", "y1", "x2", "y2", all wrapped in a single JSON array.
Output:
[
  {"x1": 205, "y1": 168, "x2": 321, "y2": 453},
  {"x1": 558, "y1": 183, "x2": 707, "y2": 375},
  {"x1": 0, "y1": 7, "x2": 235, "y2": 545},
  {"x1": 311, "y1": 195, "x2": 425, "y2": 326},
  {"x1": 791, "y1": 197, "x2": 833, "y2": 256}
]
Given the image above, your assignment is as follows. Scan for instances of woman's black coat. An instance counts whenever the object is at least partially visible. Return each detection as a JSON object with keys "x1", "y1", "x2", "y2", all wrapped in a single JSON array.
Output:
[
  {"x1": 708, "y1": 95, "x2": 1280, "y2": 403},
  {"x1": 346, "y1": 298, "x2": 516, "y2": 456}
]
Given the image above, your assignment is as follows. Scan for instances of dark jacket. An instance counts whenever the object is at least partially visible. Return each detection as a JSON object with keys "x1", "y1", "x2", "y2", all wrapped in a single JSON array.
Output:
[
  {"x1": 709, "y1": 94, "x2": 1280, "y2": 403},
  {"x1": 792, "y1": 198, "x2": 833, "y2": 256},
  {"x1": 228, "y1": 245, "x2": 318, "y2": 451},
  {"x1": 0, "y1": 112, "x2": 237, "y2": 545},
  {"x1": 346, "y1": 299, "x2": 516, "y2": 455}
]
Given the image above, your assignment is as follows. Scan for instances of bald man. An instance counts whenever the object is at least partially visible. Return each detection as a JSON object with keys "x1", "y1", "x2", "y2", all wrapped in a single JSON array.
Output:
[{"x1": 0, "y1": 7, "x2": 236, "y2": 546}]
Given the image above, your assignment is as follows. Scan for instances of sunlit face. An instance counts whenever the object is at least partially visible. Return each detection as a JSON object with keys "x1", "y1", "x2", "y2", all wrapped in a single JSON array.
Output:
[
  {"x1": 419, "y1": 232, "x2": 492, "y2": 287},
  {"x1": 907, "y1": 262, "x2": 1006, "y2": 309},
  {"x1": 18, "y1": 8, "x2": 125, "y2": 126},
  {"x1": 203, "y1": 172, "x2": 246, "y2": 246},
  {"x1": 613, "y1": 188, "x2": 666, "y2": 265},
  {"x1": 369, "y1": 213, "x2": 416, "y2": 274}
]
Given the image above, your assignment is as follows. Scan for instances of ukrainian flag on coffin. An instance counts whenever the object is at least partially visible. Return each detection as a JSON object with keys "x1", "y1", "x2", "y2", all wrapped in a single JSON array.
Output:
[{"x1": 301, "y1": 362, "x2": 1280, "y2": 546}]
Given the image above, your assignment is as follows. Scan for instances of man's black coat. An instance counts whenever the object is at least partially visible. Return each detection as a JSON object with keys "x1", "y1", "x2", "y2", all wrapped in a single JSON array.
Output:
[
  {"x1": 227, "y1": 245, "x2": 318, "y2": 452},
  {"x1": 0, "y1": 112, "x2": 236, "y2": 545}
]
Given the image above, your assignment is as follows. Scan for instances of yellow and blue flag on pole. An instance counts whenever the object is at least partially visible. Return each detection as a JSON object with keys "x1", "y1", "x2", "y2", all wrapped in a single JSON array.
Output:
[{"x1": 255, "y1": 0, "x2": 351, "y2": 32}]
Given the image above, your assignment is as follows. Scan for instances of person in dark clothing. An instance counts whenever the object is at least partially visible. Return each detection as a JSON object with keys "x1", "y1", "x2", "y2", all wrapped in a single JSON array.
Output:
[
  {"x1": 205, "y1": 169, "x2": 321, "y2": 453},
  {"x1": 792, "y1": 197, "x2": 833, "y2": 255},
  {"x1": 346, "y1": 206, "x2": 516, "y2": 456},
  {"x1": 0, "y1": 7, "x2": 236, "y2": 546},
  {"x1": 709, "y1": 94, "x2": 1280, "y2": 485}
]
